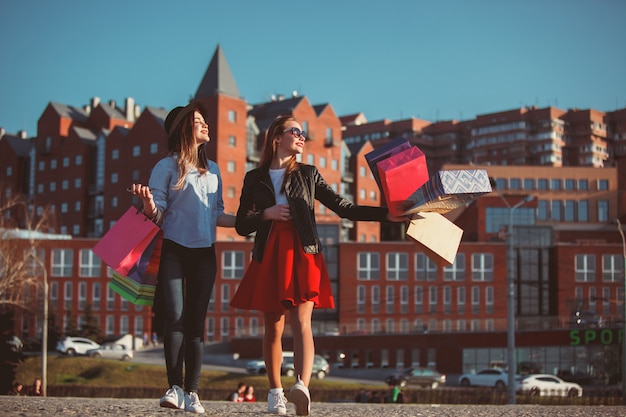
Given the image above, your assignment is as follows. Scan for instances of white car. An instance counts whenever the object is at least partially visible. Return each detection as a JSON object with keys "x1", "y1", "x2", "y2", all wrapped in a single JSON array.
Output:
[
  {"x1": 517, "y1": 374, "x2": 583, "y2": 397},
  {"x1": 56, "y1": 336, "x2": 101, "y2": 356},
  {"x1": 87, "y1": 343, "x2": 133, "y2": 361},
  {"x1": 458, "y1": 368, "x2": 509, "y2": 389}
]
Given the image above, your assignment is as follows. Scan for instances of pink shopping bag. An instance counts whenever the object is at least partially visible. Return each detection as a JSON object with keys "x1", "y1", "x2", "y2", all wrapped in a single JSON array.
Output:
[
  {"x1": 92, "y1": 206, "x2": 160, "y2": 276},
  {"x1": 376, "y1": 146, "x2": 429, "y2": 216}
]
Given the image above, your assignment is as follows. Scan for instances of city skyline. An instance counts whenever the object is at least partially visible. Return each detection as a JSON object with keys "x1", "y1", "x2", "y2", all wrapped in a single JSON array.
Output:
[{"x1": 1, "y1": 0, "x2": 625, "y2": 137}]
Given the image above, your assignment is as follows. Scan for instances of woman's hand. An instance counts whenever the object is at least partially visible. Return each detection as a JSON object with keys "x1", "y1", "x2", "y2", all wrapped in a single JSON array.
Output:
[
  {"x1": 386, "y1": 212, "x2": 410, "y2": 223},
  {"x1": 128, "y1": 184, "x2": 156, "y2": 219},
  {"x1": 262, "y1": 204, "x2": 291, "y2": 221}
]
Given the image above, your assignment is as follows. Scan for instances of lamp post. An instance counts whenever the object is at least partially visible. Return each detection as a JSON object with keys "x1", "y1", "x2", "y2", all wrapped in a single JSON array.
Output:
[
  {"x1": 502, "y1": 194, "x2": 534, "y2": 405},
  {"x1": 614, "y1": 218, "x2": 626, "y2": 405}
]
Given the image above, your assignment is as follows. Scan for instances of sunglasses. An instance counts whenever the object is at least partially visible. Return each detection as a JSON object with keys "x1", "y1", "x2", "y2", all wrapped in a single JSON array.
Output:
[{"x1": 282, "y1": 127, "x2": 306, "y2": 139}]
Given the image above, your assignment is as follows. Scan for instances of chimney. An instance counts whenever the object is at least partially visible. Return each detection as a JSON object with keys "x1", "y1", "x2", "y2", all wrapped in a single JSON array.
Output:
[
  {"x1": 125, "y1": 97, "x2": 135, "y2": 121},
  {"x1": 134, "y1": 104, "x2": 141, "y2": 119},
  {"x1": 0, "y1": 127, "x2": 5, "y2": 138},
  {"x1": 84, "y1": 105, "x2": 91, "y2": 115},
  {"x1": 91, "y1": 96, "x2": 101, "y2": 108},
  {"x1": 109, "y1": 99, "x2": 116, "y2": 109},
  {"x1": 18, "y1": 130, "x2": 27, "y2": 139}
]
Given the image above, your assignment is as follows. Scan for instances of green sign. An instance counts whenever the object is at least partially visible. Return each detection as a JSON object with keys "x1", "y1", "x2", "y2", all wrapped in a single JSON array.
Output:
[{"x1": 569, "y1": 329, "x2": 623, "y2": 346}]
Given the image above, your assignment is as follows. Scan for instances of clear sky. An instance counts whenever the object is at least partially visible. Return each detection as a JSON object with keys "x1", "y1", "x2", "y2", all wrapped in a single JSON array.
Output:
[{"x1": 1, "y1": 0, "x2": 625, "y2": 137}]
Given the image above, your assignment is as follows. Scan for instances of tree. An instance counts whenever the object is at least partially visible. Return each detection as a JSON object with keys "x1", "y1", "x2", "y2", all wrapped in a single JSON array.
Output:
[{"x1": 0, "y1": 193, "x2": 54, "y2": 310}]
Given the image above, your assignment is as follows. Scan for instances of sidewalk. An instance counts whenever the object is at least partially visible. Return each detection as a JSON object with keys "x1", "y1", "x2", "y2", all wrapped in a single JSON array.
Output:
[{"x1": 2, "y1": 396, "x2": 625, "y2": 417}]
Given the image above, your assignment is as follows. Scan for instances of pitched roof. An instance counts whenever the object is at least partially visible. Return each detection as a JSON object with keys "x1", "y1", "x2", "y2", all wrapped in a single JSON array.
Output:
[
  {"x1": 4, "y1": 135, "x2": 34, "y2": 156},
  {"x1": 195, "y1": 44, "x2": 241, "y2": 99},
  {"x1": 49, "y1": 102, "x2": 89, "y2": 123}
]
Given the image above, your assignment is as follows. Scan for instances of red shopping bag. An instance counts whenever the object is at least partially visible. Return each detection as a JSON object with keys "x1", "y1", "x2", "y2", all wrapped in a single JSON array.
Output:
[
  {"x1": 376, "y1": 146, "x2": 429, "y2": 216},
  {"x1": 92, "y1": 206, "x2": 160, "y2": 276},
  {"x1": 364, "y1": 138, "x2": 412, "y2": 195},
  {"x1": 110, "y1": 231, "x2": 162, "y2": 306}
]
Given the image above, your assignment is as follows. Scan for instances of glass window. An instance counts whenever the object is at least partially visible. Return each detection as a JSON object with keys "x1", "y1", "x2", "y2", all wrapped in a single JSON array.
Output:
[
  {"x1": 578, "y1": 179, "x2": 588, "y2": 190},
  {"x1": 523, "y1": 178, "x2": 534, "y2": 190},
  {"x1": 444, "y1": 253, "x2": 465, "y2": 281},
  {"x1": 357, "y1": 285, "x2": 365, "y2": 313},
  {"x1": 575, "y1": 254, "x2": 596, "y2": 282},
  {"x1": 79, "y1": 249, "x2": 101, "y2": 277},
  {"x1": 372, "y1": 285, "x2": 380, "y2": 314},
  {"x1": 386, "y1": 286, "x2": 394, "y2": 314},
  {"x1": 415, "y1": 253, "x2": 437, "y2": 281},
  {"x1": 386, "y1": 252, "x2": 408, "y2": 280},
  {"x1": 537, "y1": 200, "x2": 548, "y2": 220},
  {"x1": 228, "y1": 110, "x2": 236, "y2": 122},
  {"x1": 564, "y1": 179, "x2": 575, "y2": 190},
  {"x1": 52, "y1": 249, "x2": 73, "y2": 277},
  {"x1": 132, "y1": 146, "x2": 140, "y2": 157},
  {"x1": 550, "y1": 179, "x2": 561, "y2": 190},
  {"x1": 537, "y1": 179, "x2": 548, "y2": 190},
  {"x1": 602, "y1": 254, "x2": 623, "y2": 282},
  {"x1": 550, "y1": 200, "x2": 562, "y2": 221},
  {"x1": 598, "y1": 179, "x2": 609, "y2": 191},
  {"x1": 578, "y1": 200, "x2": 588, "y2": 222},
  {"x1": 597, "y1": 200, "x2": 609, "y2": 222},
  {"x1": 222, "y1": 251, "x2": 245, "y2": 279},
  {"x1": 509, "y1": 178, "x2": 521, "y2": 190},
  {"x1": 358, "y1": 252, "x2": 380, "y2": 280},
  {"x1": 472, "y1": 253, "x2": 493, "y2": 281},
  {"x1": 563, "y1": 200, "x2": 575, "y2": 221}
]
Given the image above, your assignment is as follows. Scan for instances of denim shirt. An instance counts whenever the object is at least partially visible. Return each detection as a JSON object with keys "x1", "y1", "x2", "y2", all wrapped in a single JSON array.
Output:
[{"x1": 149, "y1": 155, "x2": 224, "y2": 248}]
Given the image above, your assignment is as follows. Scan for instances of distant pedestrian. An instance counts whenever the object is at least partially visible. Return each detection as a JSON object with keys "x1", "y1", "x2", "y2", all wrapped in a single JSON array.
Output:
[
  {"x1": 27, "y1": 378, "x2": 43, "y2": 396},
  {"x1": 8, "y1": 381, "x2": 23, "y2": 396},
  {"x1": 354, "y1": 388, "x2": 369, "y2": 403},
  {"x1": 243, "y1": 385, "x2": 256, "y2": 402},
  {"x1": 227, "y1": 382, "x2": 246, "y2": 402}
]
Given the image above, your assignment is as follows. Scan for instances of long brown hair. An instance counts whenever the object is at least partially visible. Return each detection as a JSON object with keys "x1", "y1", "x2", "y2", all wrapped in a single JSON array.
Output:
[
  {"x1": 259, "y1": 115, "x2": 298, "y2": 192},
  {"x1": 166, "y1": 100, "x2": 209, "y2": 190}
]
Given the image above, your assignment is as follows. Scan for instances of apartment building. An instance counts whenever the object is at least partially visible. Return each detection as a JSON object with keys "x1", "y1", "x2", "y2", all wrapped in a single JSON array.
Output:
[{"x1": 2, "y1": 44, "x2": 626, "y2": 380}]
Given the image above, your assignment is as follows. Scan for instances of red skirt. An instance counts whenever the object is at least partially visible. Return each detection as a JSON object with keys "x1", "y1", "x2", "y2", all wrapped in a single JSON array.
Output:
[{"x1": 230, "y1": 220, "x2": 335, "y2": 313}]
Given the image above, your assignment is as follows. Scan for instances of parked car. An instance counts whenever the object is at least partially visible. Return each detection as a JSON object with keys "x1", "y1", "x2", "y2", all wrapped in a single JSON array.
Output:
[
  {"x1": 459, "y1": 368, "x2": 509, "y2": 389},
  {"x1": 247, "y1": 352, "x2": 294, "y2": 375},
  {"x1": 281, "y1": 354, "x2": 330, "y2": 379},
  {"x1": 517, "y1": 374, "x2": 583, "y2": 397},
  {"x1": 385, "y1": 366, "x2": 446, "y2": 389},
  {"x1": 87, "y1": 343, "x2": 133, "y2": 361},
  {"x1": 56, "y1": 336, "x2": 100, "y2": 356}
]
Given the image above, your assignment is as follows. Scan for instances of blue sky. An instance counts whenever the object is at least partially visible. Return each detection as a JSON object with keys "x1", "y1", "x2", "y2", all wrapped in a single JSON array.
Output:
[{"x1": 1, "y1": 0, "x2": 625, "y2": 136}]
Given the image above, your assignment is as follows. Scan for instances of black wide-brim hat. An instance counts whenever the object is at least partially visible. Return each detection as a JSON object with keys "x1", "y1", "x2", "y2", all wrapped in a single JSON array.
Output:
[{"x1": 164, "y1": 100, "x2": 209, "y2": 136}]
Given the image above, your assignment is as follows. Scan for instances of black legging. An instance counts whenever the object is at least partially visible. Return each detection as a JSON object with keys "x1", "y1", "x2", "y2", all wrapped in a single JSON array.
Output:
[{"x1": 158, "y1": 239, "x2": 216, "y2": 392}]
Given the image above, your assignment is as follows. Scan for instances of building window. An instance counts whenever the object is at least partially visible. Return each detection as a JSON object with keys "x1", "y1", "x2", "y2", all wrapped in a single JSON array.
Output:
[
  {"x1": 414, "y1": 286, "x2": 423, "y2": 314},
  {"x1": 523, "y1": 178, "x2": 534, "y2": 190},
  {"x1": 550, "y1": 200, "x2": 562, "y2": 221},
  {"x1": 443, "y1": 286, "x2": 452, "y2": 314},
  {"x1": 359, "y1": 166, "x2": 366, "y2": 177},
  {"x1": 222, "y1": 251, "x2": 245, "y2": 279},
  {"x1": 537, "y1": 200, "x2": 548, "y2": 220},
  {"x1": 386, "y1": 286, "x2": 394, "y2": 314},
  {"x1": 597, "y1": 200, "x2": 609, "y2": 222},
  {"x1": 319, "y1": 157, "x2": 327, "y2": 168},
  {"x1": 150, "y1": 143, "x2": 158, "y2": 154},
  {"x1": 111, "y1": 149, "x2": 119, "y2": 160},
  {"x1": 386, "y1": 252, "x2": 408, "y2": 280},
  {"x1": 358, "y1": 252, "x2": 379, "y2": 280},
  {"x1": 79, "y1": 282, "x2": 87, "y2": 310},
  {"x1": 550, "y1": 179, "x2": 561, "y2": 190},
  {"x1": 443, "y1": 253, "x2": 465, "y2": 281},
  {"x1": 457, "y1": 287, "x2": 466, "y2": 314},
  {"x1": 93, "y1": 283, "x2": 101, "y2": 311},
  {"x1": 227, "y1": 186, "x2": 235, "y2": 198},
  {"x1": 64, "y1": 282, "x2": 73, "y2": 310},
  {"x1": 509, "y1": 178, "x2": 521, "y2": 189},
  {"x1": 471, "y1": 286, "x2": 480, "y2": 314},
  {"x1": 133, "y1": 146, "x2": 140, "y2": 157},
  {"x1": 227, "y1": 161, "x2": 235, "y2": 173},
  {"x1": 75, "y1": 155, "x2": 82, "y2": 165},
  {"x1": 564, "y1": 200, "x2": 575, "y2": 221},
  {"x1": 415, "y1": 253, "x2": 437, "y2": 281},
  {"x1": 472, "y1": 253, "x2": 493, "y2": 281},
  {"x1": 107, "y1": 285, "x2": 115, "y2": 311},
  {"x1": 372, "y1": 285, "x2": 380, "y2": 314},
  {"x1": 565, "y1": 179, "x2": 576, "y2": 190},
  {"x1": 577, "y1": 201, "x2": 588, "y2": 222},
  {"x1": 400, "y1": 286, "x2": 409, "y2": 314},
  {"x1": 602, "y1": 254, "x2": 623, "y2": 282},
  {"x1": 228, "y1": 135, "x2": 236, "y2": 147},
  {"x1": 228, "y1": 110, "x2": 236, "y2": 122},
  {"x1": 74, "y1": 178, "x2": 82, "y2": 188},
  {"x1": 221, "y1": 284, "x2": 230, "y2": 312},
  {"x1": 429, "y1": 286, "x2": 437, "y2": 314},
  {"x1": 578, "y1": 179, "x2": 588, "y2": 190},
  {"x1": 357, "y1": 285, "x2": 365, "y2": 314},
  {"x1": 111, "y1": 173, "x2": 118, "y2": 184},
  {"x1": 307, "y1": 154, "x2": 314, "y2": 165},
  {"x1": 598, "y1": 179, "x2": 609, "y2": 191},
  {"x1": 79, "y1": 249, "x2": 101, "y2": 277},
  {"x1": 575, "y1": 254, "x2": 596, "y2": 282},
  {"x1": 537, "y1": 178, "x2": 548, "y2": 190},
  {"x1": 52, "y1": 249, "x2": 73, "y2": 277},
  {"x1": 485, "y1": 287, "x2": 494, "y2": 314}
]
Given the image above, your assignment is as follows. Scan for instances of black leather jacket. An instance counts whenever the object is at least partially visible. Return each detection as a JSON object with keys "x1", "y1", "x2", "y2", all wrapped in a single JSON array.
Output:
[{"x1": 235, "y1": 163, "x2": 389, "y2": 262}]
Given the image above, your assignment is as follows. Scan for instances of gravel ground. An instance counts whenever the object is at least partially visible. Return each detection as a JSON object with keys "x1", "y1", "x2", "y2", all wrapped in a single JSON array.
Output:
[{"x1": 2, "y1": 397, "x2": 626, "y2": 417}]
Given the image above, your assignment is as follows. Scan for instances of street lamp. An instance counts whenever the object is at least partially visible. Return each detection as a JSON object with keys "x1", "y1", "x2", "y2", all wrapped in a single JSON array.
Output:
[
  {"x1": 614, "y1": 218, "x2": 626, "y2": 405},
  {"x1": 500, "y1": 194, "x2": 534, "y2": 405}
]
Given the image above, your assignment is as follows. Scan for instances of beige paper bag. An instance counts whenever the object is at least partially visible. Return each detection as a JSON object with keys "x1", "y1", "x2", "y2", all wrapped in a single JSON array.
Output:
[{"x1": 406, "y1": 211, "x2": 463, "y2": 267}]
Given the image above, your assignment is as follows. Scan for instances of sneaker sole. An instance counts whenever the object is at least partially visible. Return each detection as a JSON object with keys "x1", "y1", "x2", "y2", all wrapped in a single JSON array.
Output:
[
  {"x1": 159, "y1": 400, "x2": 182, "y2": 409},
  {"x1": 289, "y1": 389, "x2": 310, "y2": 416}
]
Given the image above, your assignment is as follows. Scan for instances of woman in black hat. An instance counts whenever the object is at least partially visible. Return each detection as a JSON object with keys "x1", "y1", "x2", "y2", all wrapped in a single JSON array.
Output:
[{"x1": 129, "y1": 100, "x2": 235, "y2": 414}]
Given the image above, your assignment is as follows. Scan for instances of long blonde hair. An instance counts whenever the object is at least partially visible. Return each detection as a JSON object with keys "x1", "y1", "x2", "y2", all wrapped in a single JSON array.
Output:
[
  {"x1": 260, "y1": 115, "x2": 298, "y2": 192},
  {"x1": 166, "y1": 100, "x2": 210, "y2": 190}
]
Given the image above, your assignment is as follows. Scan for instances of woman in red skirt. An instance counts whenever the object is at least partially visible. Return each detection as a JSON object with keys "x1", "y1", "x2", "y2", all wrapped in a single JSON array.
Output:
[{"x1": 231, "y1": 115, "x2": 405, "y2": 416}]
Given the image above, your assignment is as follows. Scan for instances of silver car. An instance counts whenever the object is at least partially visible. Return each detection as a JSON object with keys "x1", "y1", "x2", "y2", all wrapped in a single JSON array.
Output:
[
  {"x1": 87, "y1": 343, "x2": 134, "y2": 361},
  {"x1": 56, "y1": 336, "x2": 101, "y2": 356}
]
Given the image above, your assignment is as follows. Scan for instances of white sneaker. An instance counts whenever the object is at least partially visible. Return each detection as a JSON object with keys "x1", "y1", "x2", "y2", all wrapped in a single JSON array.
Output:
[
  {"x1": 159, "y1": 384, "x2": 184, "y2": 409},
  {"x1": 267, "y1": 389, "x2": 287, "y2": 415},
  {"x1": 289, "y1": 378, "x2": 310, "y2": 416},
  {"x1": 184, "y1": 391, "x2": 205, "y2": 414}
]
